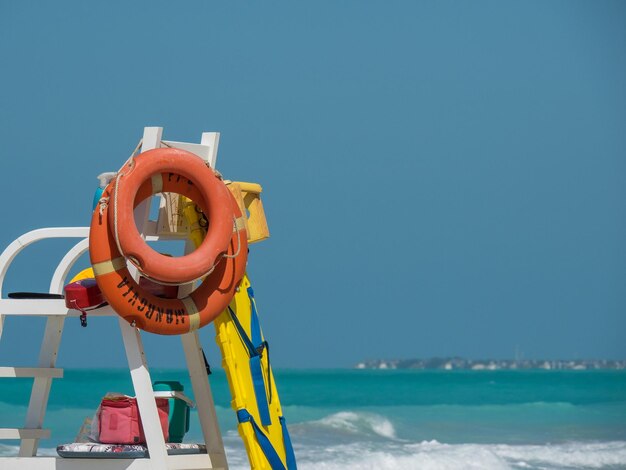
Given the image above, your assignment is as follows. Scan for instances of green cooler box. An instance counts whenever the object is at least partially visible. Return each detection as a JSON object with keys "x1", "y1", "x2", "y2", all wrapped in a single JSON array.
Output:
[{"x1": 153, "y1": 381, "x2": 192, "y2": 443}]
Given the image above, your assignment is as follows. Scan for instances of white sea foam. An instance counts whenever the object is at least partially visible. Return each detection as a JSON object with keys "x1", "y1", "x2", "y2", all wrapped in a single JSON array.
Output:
[
  {"x1": 4, "y1": 440, "x2": 626, "y2": 469},
  {"x1": 295, "y1": 442, "x2": 509, "y2": 470},
  {"x1": 231, "y1": 440, "x2": 626, "y2": 470},
  {"x1": 489, "y1": 441, "x2": 626, "y2": 469},
  {"x1": 0, "y1": 444, "x2": 57, "y2": 457}
]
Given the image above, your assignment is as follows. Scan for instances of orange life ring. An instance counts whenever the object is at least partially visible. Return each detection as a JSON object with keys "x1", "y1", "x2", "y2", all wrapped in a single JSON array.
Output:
[
  {"x1": 89, "y1": 166, "x2": 248, "y2": 335},
  {"x1": 109, "y1": 148, "x2": 234, "y2": 284}
]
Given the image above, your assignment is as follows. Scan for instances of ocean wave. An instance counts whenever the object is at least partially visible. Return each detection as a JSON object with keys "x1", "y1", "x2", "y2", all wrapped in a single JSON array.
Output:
[{"x1": 309, "y1": 411, "x2": 398, "y2": 440}]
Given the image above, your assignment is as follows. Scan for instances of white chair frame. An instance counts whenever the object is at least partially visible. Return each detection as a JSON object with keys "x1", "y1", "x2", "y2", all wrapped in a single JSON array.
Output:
[{"x1": 0, "y1": 127, "x2": 228, "y2": 470}]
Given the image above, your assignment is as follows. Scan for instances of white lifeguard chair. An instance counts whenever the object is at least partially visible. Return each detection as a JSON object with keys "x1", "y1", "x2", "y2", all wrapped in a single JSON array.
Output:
[{"x1": 0, "y1": 127, "x2": 230, "y2": 470}]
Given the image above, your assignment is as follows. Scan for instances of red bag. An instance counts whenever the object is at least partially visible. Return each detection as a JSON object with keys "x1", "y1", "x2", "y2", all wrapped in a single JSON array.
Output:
[
  {"x1": 64, "y1": 279, "x2": 104, "y2": 310},
  {"x1": 64, "y1": 278, "x2": 106, "y2": 327},
  {"x1": 98, "y1": 397, "x2": 169, "y2": 444}
]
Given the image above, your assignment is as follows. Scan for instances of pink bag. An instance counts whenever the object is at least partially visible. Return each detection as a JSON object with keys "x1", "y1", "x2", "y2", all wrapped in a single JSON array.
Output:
[{"x1": 98, "y1": 396, "x2": 169, "y2": 444}]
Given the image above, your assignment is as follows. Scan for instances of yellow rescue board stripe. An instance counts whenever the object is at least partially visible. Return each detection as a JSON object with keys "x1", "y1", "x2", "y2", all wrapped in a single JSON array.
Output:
[{"x1": 92, "y1": 257, "x2": 126, "y2": 276}]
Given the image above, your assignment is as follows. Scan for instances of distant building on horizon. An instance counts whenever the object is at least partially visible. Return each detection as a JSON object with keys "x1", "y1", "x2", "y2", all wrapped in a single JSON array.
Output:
[{"x1": 354, "y1": 357, "x2": 626, "y2": 371}]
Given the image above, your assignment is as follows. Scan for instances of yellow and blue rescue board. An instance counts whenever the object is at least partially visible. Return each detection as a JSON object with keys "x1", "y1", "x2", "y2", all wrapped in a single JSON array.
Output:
[
  {"x1": 214, "y1": 275, "x2": 297, "y2": 470},
  {"x1": 183, "y1": 195, "x2": 296, "y2": 469}
]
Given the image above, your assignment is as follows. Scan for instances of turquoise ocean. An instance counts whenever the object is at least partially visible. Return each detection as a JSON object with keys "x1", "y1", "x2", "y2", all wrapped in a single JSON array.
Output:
[{"x1": 1, "y1": 369, "x2": 625, "y2": 469}]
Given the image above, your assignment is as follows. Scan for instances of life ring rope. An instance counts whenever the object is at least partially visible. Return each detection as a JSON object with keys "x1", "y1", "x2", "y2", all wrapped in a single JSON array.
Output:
[
  {"x1": 98, "y1": 139, "x2": 238, "y2": 285},
  {"x1": 89, "y1": 146, "x2": 248, "y2": 335},
  {"x1": 111, "y1": 138, "x2": 143, "y2": 262}
]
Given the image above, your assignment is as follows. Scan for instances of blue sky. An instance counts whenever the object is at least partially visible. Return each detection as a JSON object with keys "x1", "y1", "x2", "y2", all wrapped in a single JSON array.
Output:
[{"x1": 0, "y1": 1, "x2": 624, "y2": 368}]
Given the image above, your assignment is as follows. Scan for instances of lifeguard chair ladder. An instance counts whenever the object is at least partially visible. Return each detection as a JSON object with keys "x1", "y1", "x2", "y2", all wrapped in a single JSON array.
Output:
[{"x1": 0, "y1": 127, "x2": 229, "y2": 470}]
